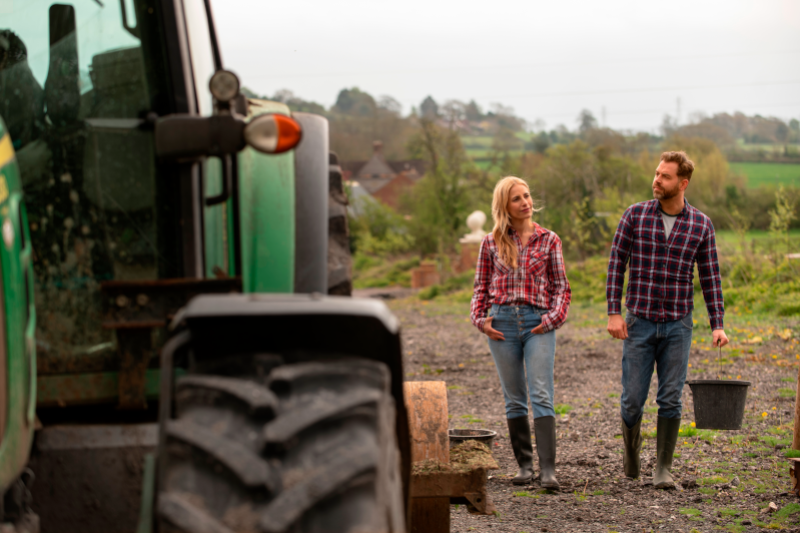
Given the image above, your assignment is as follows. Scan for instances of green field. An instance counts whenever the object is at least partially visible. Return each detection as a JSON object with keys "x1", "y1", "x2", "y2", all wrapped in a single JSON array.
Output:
[
  {"x1": 728, "y1": 162, "x2": 800, "y2": 188},
  {"x1": 462, "y1": 134, "x2": 527, "y2": 169},
  {"x1": 733, "y1": 139, "x2": 800, "y2": 153},
  {"x1": 715, "y1": 229, "x2": 800, "y2": 244},
  {"x1": 461, "y1": 136, "x2": 800, "y2": 190},
  {"x1": 715, "y1": 229, "x2": 800, "y2": 256}
]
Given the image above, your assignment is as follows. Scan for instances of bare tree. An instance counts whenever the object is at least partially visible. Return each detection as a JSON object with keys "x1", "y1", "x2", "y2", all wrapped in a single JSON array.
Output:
[
  {"x1": 441, "y1": 100, "x2": 466, "y2": 128},
  {"x1": 377, "y1": 95, "x2": 402, "y2": 115}
]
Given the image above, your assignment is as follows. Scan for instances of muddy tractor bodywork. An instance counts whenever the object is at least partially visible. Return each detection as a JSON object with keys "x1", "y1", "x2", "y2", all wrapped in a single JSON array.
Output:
[
  {"x1": 0, "y1": 118, "x2": 38, "y2": 527},
  {"x1": 0, "y1": 0, "x2": 409, "y2": 531}
]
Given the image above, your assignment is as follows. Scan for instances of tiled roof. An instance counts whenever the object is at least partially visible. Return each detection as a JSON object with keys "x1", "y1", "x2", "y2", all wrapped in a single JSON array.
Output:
[
  {"x1": 387, "y1": 160, "x2": 427, "y2": 180},
  {"x1": 340, "y1": 160, "x2": 366, "y2": 175},
  {"x1": 356, "y1": 154, "x2": 395, "y2": 180},
  {"x1": 358, "y1": 177, "x2": 394, "y2": 194}
]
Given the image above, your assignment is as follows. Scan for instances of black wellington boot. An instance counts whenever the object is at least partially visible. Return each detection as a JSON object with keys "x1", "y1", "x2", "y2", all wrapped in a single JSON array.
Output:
[
  {"x1": 653, "y1": 416, "x2": 681, "y2": 489},
  {"x1": 507, "y1": 417, "x2": 534, "y2": 485},
  {"x1": 534, "y1": 416, "x2": 560, "y2": 490},
  {"x1": 621, "y1": 417, "x2": 643, "y2": 479}
]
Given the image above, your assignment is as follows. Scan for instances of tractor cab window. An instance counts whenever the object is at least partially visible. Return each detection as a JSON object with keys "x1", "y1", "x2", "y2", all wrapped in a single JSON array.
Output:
[{"x1": 0, "y1": 1, "x2": 172, "y2": 365}]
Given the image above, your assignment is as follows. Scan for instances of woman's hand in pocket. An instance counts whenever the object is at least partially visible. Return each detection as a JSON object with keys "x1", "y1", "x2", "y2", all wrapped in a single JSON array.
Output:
[
  {"x1": 531, "y1": 324, "x2": 544, "y2": 335},
  {"x1": 484, "y1": 316, "x2": 505, "y2": 341}
]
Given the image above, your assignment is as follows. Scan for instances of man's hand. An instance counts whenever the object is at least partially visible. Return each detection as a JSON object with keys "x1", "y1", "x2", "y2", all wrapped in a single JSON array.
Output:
[
  {"x1": 607, "y1": 314, "x2": 628, "y2": 340},
  {"x1": 712, "y1": 329, "x2": 729, "y2": 348},
  {"x1": 483, "y1": 316, "x2": 505, "y2": 341}
]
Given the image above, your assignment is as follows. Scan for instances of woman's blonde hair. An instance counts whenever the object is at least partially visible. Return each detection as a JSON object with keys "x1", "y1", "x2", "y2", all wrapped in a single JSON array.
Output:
[{"x1": 491, "y1": 176, "x2": 542, "y2": 269}]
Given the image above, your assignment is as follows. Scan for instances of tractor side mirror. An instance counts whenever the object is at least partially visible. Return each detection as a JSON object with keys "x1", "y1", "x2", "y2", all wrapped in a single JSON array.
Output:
[
  {"x1": 154, "y1": 114, "x2": 245, "y2": 161},
  {"x1": 154, "y1": 112, "x2": 302, "y2": 160},
  {"x1": 154, "y1": 70, "x2": 302, "y2": 161}
]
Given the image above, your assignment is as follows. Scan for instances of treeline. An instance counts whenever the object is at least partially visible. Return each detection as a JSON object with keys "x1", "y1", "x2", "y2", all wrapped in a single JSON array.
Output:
[
  {"x1": 243, "y1": 85, "x2": 800, "y2": 163},
  {"x1": 240, "y1": 85, "x2": 798, "y2": 260},
  {"x1": 350, "y1": 119, "x2": 799, "y2": 263},
  {"x1": 664, "y1": 112, "x2": 800, "y2": 146},
  {"x1": 241, "y1": 86, "x2": 527, "y2": 160},
  {"x1": 662, "y1": 112, "x2": 800, "y2": 162}
]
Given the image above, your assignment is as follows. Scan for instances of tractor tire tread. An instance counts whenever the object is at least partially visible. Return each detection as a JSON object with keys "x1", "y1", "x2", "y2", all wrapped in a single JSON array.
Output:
[
  {"x1": 166, "y1": 419, "x2": 280, "y2": 492},
  {"x1": 158, "y1": 492, "x2": 235, "y2": 533},
  {"x1": 176, "y1": 375, "x2": 279, "y2": 417},
  {"x1": 261, "y1": 388, "x2": 382, "y2": 446},
  {"x1": 258, "y1": 441, "x2": 376, "y2": 533},
  {"x1": 266, "y1": 359, "x2": 388, "y2": 396},
  {"x1": 159, "y1": 358, "x2": 402, "y2": 533}
]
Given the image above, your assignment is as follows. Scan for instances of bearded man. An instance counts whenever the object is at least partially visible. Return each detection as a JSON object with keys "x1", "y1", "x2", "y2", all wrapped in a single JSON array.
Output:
[{"x1": 606, "y1": 151, "x2": 728, "y2": 489}]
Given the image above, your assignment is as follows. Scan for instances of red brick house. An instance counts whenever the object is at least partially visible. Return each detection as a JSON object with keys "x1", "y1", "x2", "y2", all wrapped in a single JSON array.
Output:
[{"x1": 343, "y1": 141, "x2": 426, "y2": 210}]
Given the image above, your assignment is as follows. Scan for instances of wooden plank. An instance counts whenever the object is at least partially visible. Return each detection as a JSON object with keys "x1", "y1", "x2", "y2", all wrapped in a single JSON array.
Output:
[
  {"x1": 790, "y1": 458, "x2": 800, "y2": 497},
  {"x1": 405, "y1": 381, "x2": 450, "y2": 533},
  {"x1": 409, "y1": 498, "x2": 450, "y2": 533},
  {"x1": 404, "y1": 381, "x2": 449, "y2": 464}
]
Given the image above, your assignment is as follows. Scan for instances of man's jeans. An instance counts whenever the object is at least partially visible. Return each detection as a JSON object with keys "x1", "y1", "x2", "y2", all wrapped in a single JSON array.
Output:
[
  {"x1": 487, "y1": 304, "x2": 556, "y2": 420},
  {"x1": 620, "y1": 312, "x2": 693, "y2": 429}
]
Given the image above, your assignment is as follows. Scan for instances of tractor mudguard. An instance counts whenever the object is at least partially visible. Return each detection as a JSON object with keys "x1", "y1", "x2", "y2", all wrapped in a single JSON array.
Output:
[
  {"x1": 162, "y1": 293, "x2": 411, "y2": 515},
  {"x1": 292, "y1": 113, "x2": 329, "y2": 294},
  {"x1": 237, "y1": 100, "x2": 296, "y2": 293}
]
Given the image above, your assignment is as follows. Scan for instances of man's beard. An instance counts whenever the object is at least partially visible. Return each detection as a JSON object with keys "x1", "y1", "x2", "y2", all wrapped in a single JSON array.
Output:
[{"x1": 653, "y1": 183, "x2": 679, "y2": 200}]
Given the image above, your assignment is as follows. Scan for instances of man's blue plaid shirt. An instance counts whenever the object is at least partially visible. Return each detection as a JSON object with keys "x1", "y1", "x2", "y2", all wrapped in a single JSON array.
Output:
[{"x1": 606, "y1": 199, "x2": 724, "y2": 330}]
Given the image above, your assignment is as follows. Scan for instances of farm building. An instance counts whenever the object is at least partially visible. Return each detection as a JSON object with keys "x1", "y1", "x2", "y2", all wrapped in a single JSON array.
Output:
[{"x1": 343, "y1": 141, "x2": 427, "y2": 211}]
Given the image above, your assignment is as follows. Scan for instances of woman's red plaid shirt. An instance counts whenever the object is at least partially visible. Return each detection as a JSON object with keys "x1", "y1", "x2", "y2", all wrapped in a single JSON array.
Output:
[{"x1": 470, "y1": 224, "x2": 571, "y2": 334}]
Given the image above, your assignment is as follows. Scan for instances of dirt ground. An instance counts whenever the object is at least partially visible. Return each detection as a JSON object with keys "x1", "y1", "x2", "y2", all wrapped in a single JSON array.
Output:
[{"x1": 380, "y1": 292, "x2": 800, "y2": 533}]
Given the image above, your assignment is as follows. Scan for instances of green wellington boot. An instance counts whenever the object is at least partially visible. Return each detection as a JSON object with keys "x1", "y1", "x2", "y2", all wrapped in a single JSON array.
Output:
[
  {"x1": 507, "y1": 417, "x2": 534, "y2": 485},
  {"x1": 653, "y1": 416, "x2": 681, "y2": 489},
  {"x1": 533, "y1": 416, "x2": 560, "y2": 490},
  {"x1": 621, "y1": 418, "x2": 643, "y2": 479}
]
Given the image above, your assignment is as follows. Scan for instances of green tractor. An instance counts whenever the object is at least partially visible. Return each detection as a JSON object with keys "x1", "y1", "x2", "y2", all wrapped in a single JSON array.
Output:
[{"x1": 0, "y1": 1, "x2": 409, "y2": 532}]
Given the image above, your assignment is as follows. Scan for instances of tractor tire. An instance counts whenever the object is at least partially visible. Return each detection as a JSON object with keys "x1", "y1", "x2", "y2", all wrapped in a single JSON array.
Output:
[
  {"x1": 327, "y1": 152, "x2": 352, "y2": 296},
  {"x1": 157, "y1": 357, "x2": 405, "y2": 533}
]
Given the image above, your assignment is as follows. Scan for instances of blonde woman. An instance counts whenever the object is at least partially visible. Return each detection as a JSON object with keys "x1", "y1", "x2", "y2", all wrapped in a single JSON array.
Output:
[{"x1": 470, "y1": 177, "x2": 571, "y2": 489}]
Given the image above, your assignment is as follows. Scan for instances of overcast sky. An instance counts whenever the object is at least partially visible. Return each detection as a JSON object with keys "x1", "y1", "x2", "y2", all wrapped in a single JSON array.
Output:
[{"x1": 215, "y1": 0, "x2": 800, "y2": 133}]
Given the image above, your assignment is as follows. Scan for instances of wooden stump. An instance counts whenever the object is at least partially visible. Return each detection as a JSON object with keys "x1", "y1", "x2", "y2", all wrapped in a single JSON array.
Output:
[{"x1": 404, "y1": 381, "x2": 449, "y2": 533}]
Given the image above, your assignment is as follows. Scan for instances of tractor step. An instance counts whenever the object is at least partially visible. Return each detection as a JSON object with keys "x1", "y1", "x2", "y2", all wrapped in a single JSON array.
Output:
[{"x1": 29, "y1": 424, "x2": 157, "y2": 533}]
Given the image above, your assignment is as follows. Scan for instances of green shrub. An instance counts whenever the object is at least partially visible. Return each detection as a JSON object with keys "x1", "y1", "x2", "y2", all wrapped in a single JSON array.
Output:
[
  {"x1": 565, "y1": 256, "x2": 609, "y2": 305},
  {"x1": 775, "y1": 502, "x2": 800, "y2": 518},
  {"x1": 418, "y1": 269, "x2": 475, "y2": 301},
  {"x1": 761, "y1": 436, "x2": 791, "y2": 448},
  {"x1": 554, "y1": 404, "x2": 573, "y2": 415},
  {"x1": 354, "y1": 255, "x2": 420, "y2": 289},
  {"x1": 418, "y1": 285, "x2": 440, "y2": 300},
  {"x1": 698, "y1": 476, "x2": 729, "y2": 485}
]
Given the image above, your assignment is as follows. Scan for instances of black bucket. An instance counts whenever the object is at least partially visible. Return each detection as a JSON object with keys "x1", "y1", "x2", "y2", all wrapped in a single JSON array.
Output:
[
  {"x1": 686, "y1": 380, "x2": 751, "y2": 430},
  {"x1": 448, "y1": 429, "x2": 496, "y2": 449}
]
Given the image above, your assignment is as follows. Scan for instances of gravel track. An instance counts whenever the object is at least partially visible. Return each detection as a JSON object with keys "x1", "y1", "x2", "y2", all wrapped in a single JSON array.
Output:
[{"x1": 385, "y1": 295, "x2": 800, "y2": 533}]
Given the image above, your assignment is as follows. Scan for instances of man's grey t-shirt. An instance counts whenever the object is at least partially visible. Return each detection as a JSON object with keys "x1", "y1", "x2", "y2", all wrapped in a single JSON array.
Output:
[{"x1": 661, "y1": 211, "x2": 678, "y2": 239}]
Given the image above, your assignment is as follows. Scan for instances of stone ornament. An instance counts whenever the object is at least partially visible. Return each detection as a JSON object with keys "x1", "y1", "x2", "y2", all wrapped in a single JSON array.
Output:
[{"x1": 460, "y1": 210, "x2": 487, "y2": 243}]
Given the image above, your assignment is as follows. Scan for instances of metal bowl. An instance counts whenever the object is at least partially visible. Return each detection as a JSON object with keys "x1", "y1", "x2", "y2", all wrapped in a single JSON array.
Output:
[{"x1": 448, "y1": 428, "x2": 497, "y2": 449}]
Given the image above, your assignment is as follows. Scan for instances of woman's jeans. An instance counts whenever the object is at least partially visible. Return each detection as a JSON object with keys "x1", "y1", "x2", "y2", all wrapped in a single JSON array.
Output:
[
  {"x1": 487, "y1": 304, "x2": 556, "y2": 420},
  {"x1": 620, "y1": 312, "x2": 693, "y2": 429}
]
